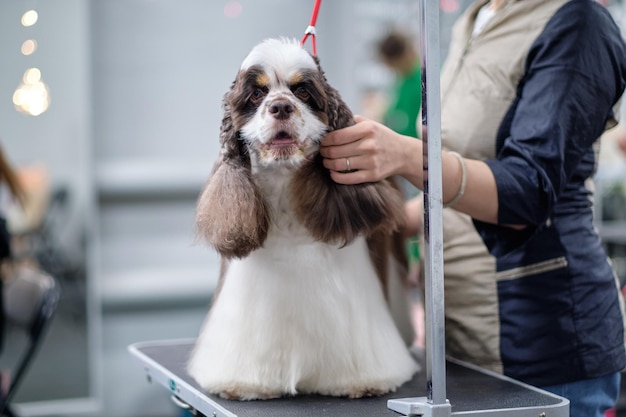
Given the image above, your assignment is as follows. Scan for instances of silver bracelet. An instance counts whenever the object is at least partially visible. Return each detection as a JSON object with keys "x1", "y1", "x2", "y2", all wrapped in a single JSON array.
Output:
[{"x1": 444, "y1": 151, "x2": 467, "y2": 208}]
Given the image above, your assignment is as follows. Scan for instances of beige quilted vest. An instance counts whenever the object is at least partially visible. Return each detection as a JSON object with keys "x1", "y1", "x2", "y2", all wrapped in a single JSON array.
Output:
[{"x1": 434, "y1": 0, "x2": 570, "y2": 373}]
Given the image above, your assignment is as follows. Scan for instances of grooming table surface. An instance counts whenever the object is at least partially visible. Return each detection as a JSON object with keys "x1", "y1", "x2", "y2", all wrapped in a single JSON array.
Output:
[{"x1": 129, "y1": 339, "x2": 568, "y2": 416}]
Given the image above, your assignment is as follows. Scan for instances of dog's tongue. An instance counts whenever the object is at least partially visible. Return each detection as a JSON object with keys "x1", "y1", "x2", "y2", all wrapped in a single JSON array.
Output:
[
  {"x1": 273, "y1": 138, "x2": 292, "y2": 143},
  {"x1": 272, "y1": 131, "x2": 294, "y2": 147}
]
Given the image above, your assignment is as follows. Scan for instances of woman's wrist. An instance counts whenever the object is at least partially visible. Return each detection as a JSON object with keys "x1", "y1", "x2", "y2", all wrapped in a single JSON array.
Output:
[
  {"x1": 403, "y1": 196, "x2": 423, "y2": 237},
  {"x1": 443, "y1": 151, "x2": 467, "y2": 208},
  {"x1": 399, "y1": 136, "x2": 424, "y2": 188}
]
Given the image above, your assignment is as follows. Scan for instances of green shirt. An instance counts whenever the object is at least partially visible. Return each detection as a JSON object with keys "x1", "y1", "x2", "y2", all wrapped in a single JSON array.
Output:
[{"x1": 383, "y1": 62, "x2": 421, "y2": 138}]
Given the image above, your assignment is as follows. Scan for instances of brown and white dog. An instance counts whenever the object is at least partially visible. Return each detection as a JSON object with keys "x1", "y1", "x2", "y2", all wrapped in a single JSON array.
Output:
[{"x1": 188, "y1": 38, "x2": 418, "y2": 401}]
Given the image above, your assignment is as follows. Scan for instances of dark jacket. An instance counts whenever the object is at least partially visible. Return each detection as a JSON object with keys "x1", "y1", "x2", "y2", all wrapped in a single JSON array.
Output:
[{"x1": 475, "y1": 0, "x2": 626, "y2": 386}]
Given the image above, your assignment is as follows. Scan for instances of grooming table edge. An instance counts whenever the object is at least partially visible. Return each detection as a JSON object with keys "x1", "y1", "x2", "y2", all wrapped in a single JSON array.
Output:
[{"x1": 128, "y1": 338, "x2": 569, "y2": 417}]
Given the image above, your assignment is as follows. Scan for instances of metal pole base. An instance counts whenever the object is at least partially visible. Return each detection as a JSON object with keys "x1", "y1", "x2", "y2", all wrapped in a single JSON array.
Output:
[{"x1": 387, "y1": 397, "x2": 451, "y2": 417}]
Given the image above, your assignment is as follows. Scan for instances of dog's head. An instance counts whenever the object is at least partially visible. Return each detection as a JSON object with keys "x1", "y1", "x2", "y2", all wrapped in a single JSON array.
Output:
[
  {"x1": 228, "y1": 38, "x2": 352, "y2": 172},
  {"x1": 196, "y1": 38, "x2": 404, "y2": 259},
  {"x1": 233, "y1": 38, "x2": 327, "y2": 170}
]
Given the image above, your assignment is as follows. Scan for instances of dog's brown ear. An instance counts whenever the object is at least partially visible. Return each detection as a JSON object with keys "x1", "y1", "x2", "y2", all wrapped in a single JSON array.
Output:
[
  {"x1": 195, "y1": 91, "x2": 271, "y2": 259},
  {"x1": 291, "y1": 157, "x2": 405, "y2": 245},
  {"x1": 310, "y1": 55, "x2": 355, "y2": 132},
  {"x1": 326, "y1": 85, "x2": 356, "y2": 133},
  {"x1": 291, "y1": 58, "x2": 406, "y2": 244}
]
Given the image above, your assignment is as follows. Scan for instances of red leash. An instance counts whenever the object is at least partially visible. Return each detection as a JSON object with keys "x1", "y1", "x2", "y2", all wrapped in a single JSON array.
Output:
[{"x1": 300, "y1": 0, "x2": 322, "y2": 56}]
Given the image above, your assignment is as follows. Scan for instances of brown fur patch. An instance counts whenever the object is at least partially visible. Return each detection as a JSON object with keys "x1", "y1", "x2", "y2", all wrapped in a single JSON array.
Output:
[
  {"x1": 195, "y1": 95, "x2": 271, "y2": 259},
  {"x1": 195, "y1": 160, "x2": 271, "y2": 259},
  {"x1": 290, "y1": 161, "x2": 405, "y2": 245},
  {"x1": 289, "y1": 58, "x2": 405, "y2": 247},
  {"x1": 256, "y1": 72, "x2": 270, "y2": 88},
  {"x1": 290, "y1": 56, "x2": 408, "y2": 295},
  {"x1": 289, "y1": 72, "x2": 304, "y2": 85}
]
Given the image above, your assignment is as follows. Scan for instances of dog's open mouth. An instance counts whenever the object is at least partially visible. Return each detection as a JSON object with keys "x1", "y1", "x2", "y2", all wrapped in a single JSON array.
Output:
[
  {"x1": 256, "y1": 129, "x2": 317, "y2": 164},
  {"x1": 270, "y1": 130, "x2": 295, "y2": 148}
]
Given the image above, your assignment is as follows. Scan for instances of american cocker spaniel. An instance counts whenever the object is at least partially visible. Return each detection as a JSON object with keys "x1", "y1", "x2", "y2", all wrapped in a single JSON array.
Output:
[{"x1": 188, "y1": 38, "x2": 418, "y2": 401}]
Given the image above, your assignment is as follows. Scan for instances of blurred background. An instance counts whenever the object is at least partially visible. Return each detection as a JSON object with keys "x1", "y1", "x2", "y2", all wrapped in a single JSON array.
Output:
[{"x1": 0, "y1": 1, "x2": 625, "y2": 417}]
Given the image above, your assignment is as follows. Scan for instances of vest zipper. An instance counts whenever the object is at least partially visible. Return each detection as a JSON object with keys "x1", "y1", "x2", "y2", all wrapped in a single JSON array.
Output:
[{"x1": 495, "y1": 256, "x2": 569, "y2": 281}]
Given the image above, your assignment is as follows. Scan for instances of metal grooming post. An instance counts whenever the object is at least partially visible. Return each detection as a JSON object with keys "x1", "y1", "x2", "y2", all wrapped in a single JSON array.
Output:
[{"x1": 387, "y1": 0, "x2": 451, "y2": 415}]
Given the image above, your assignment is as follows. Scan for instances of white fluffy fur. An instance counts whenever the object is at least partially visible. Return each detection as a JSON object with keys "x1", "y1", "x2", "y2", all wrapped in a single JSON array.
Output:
[
  {"x1": 188, "y1": 191, "x2": 417, "y2": 398},
  {"x1": 241, "y1": 38, "x2": 316, "y2": 73},
  {"x1": 188, "y1": 38, "x2": 418, "y2": 400}
]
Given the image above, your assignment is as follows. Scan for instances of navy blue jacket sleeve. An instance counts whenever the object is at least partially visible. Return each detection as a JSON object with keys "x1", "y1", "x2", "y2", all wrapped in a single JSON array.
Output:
[{"x1": 481, "y1": 0, "x2": 626, "y2": 227}]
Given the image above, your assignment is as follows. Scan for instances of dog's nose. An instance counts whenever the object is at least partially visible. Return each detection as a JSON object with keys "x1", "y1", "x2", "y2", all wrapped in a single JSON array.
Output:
[{"x1": 269, "y1": 100, "x2": 294, "y2": 120}]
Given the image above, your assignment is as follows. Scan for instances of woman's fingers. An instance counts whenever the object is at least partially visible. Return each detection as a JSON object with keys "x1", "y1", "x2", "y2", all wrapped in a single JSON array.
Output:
[
  {"x1": 321, "y1": 152, "x2": 384, "y2": 185},
  {"x1": 322, "y1": 154, "x2": 362, "y2": 173},
  {"x1": 328, "y1": 167, "x2": 374, "y2": 185},
  {"x1": 321, "y1": 116, "x2": 375, "y2": 147},
  {"x1": 320, "y1": 116, "x2": 403, "y2": 185},
  {"x1": 321, "y1": 125, "x2": 356, "y2": 147}
]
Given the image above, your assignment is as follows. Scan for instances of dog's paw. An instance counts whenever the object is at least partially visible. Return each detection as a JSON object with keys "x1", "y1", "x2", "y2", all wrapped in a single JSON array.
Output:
[
  {"x1": 213, "y1": 384, "x2": 286, "y2": 401},
  {"x1": 309, "y1": 379, "x2": 401, "y2": 399},
  {"x1": 346, "y1": 385, "x2": 393, "y2": 399}
]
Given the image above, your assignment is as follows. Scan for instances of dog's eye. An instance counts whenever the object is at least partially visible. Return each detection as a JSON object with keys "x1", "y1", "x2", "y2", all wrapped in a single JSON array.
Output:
[
  {"x1": 250, "y1": 88, "x2": 266, "y2": 104},
  {"x1": 293, "y1": 86, "x2": 310, "y2": 101}
]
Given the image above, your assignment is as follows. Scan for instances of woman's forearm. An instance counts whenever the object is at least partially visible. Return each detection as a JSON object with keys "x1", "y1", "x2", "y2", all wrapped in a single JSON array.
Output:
[{"x1": 399, "y1": 138, "x2": 499, "y2": 225}]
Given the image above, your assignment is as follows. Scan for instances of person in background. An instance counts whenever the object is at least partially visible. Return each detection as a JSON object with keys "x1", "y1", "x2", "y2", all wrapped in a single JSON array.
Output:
[
  {"x1": 377, "y1": 29, "x2": 422, "y2": 140},
  {"x1": 320, "y1": 1, "x2": 626, "y2": 415},
  {"x1": 0, "y1": 143, "x2": 25, "y2": 395},
  {"x1": 376, "y1": 29, "x2": 424, "y2": 346},
  {"x1": 620, "y1": 133, "x2": 626, "y2": 156}
]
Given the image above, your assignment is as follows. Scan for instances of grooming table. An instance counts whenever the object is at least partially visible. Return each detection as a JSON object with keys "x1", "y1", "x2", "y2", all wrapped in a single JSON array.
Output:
[{"x1": 128, "y1": 339, "x2": 569, "y2": 416}]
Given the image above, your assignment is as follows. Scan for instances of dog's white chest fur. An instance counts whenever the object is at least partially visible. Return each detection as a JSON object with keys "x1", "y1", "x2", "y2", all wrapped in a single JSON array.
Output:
[
  {"x1": 188, "y1": 239, "x2": 417, "y2": 400},
  {"x1": 188, "y1": 171, "x2": 417, "y2": 399}
]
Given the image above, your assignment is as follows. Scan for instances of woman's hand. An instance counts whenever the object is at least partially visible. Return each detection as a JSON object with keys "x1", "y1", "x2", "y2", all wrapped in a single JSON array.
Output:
[
  {"x1": 319, "y1": 115, "x2": 422, "y2": 186},
  {"x1": 320, "y1": 115, "x2": 500, "y2": 225}
]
